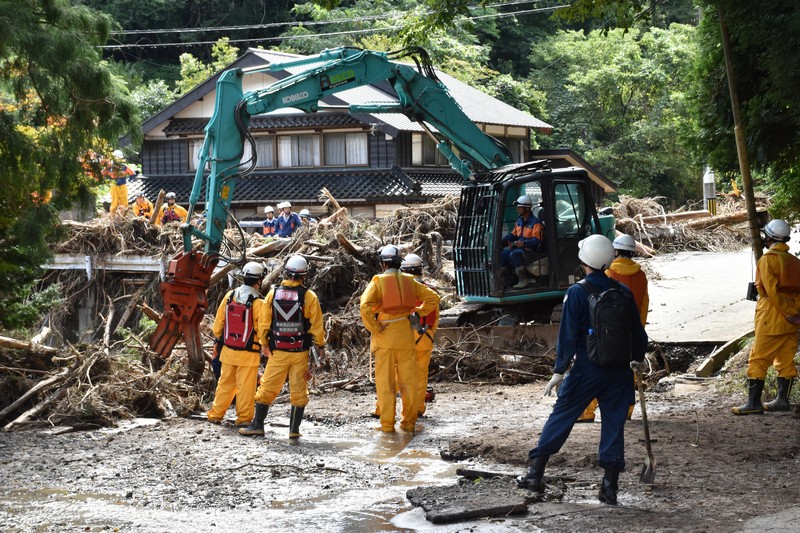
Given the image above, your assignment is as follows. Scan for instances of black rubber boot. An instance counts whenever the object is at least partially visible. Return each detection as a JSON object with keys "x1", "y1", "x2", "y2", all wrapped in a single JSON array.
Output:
[
  {"x1": 764, "y1": 377, "x2": 793, "y2": 412},
  {"x1": 598, "y1": 465, "x2": 620, "y2": 505},
  {"x1": 516, "y1": 455, "x2": 548, "y2": 493},
  {"x1": 289, "y1": 405, "x2": 305, "y2": 438},
  {"x1": 731, "y1": 379, "x2": 765, "y2": 415},
  {"x1": 239, "y1": 403, "x2": 269, "y2": 436}
]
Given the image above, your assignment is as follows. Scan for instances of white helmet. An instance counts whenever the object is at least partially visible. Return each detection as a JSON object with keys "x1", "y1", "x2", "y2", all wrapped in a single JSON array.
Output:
[
  {"x1": 242, "y1": 261, "x2": 265, "y2": 278},
  {"x1": 285, "y1": 255, "x2": 309, "y2": 276},
  {"x1": 612, "y1": 234, "x2": 636, "y2": 253},
  {"x1": 299, "y1": 209, "x2": 310, "y2": 218},
  {"x1": 513, "y1": 195, "x2": 534, "y2": 208},
  {"x1": 379, "y1": 244, "x2": 401, "y2": 262},
  {"x1": 764, "y1": 219, "x2": 791, "y2": 242},
  {"x1": 578, "y1": 235, "x2": 615, "y2": 271},
  {"x1": 278, "y1": 201, "x2": 291, "y2": 209},
  {"x1": 401, "y1": 253, "x2": 424, "y2": 271},
  {"x1": 112, "y1": 149, "x2": 124, "y2": 159},
  {"x1": 165, "y1": 191, "x2": 176, "y2": 200},
  {"x1": 264, "y1": 205, "x2": 274, "y2": 214}
]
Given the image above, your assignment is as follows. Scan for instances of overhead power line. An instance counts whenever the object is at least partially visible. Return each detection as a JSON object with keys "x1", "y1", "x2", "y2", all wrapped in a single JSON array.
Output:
[
  {"x1": 109, "y1": 0, "x2": 551, "y2": 36},
  {"x1": 101, "y1": 4, "x2": 568, "y2": 50}
]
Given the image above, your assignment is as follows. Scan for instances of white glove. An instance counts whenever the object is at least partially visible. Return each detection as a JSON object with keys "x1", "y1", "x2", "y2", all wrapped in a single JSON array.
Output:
[{"x1": 543, "y1": 373, "x2": 564, "y2": 397}]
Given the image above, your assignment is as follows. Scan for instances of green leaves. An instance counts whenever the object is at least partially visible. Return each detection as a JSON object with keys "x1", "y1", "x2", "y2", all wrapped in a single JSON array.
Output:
[{"x1": 0, "y1": 0, "x2": 140, "y2": 312}]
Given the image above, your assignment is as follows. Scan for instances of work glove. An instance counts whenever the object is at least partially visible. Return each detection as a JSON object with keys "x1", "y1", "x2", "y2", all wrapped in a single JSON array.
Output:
[{"x1": 543, "y1": 373, "x2": 564, "y2": 397}]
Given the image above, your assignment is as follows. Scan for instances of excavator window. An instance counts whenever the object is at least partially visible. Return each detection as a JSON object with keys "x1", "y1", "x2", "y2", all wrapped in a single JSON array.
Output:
[{"x1": 554, "y1": 183, "x2": 586, "y2": 238}]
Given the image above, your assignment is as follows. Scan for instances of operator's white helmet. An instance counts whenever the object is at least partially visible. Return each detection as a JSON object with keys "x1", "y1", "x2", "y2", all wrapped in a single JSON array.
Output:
[
  {"x1": 578, "y1": 235, "x2": 615, "y2": 271},
  {"x1": 513, "y1": 195, "x2": 534, "y2": 208},
  {"x1": 112, "y1": 149, "x2": 124, "y2": 159},
  {"x1": 612, "y1": 234, "x2": 637, "y2": 253},
  {"x1": 299, "y1": 209, "x2": 310, "y2": 218},
  {"x1": 242, "y1": 261, "x2": 265, "y2": 278},
  {"x1": 165, "y1": 192, "x2": 176, "y2": 200},
  {"x1": 278, "y1": 201, "x2": 292, "y2": 209},
  {"x1": 264, "y1": 205, "x2": 274, "y2": 214},
  {"x1": 764, "y1": 219, "x2": 791, "y2": 242},
  {"x1": 379, "y1": 244, "x2": 401, "y2": 262},
  {"x1": 401, "y1": 253, "x2": 424, "y2": 270},
  {"x1": 285, "y1": 255, "x2": 309, "y2": 276}
]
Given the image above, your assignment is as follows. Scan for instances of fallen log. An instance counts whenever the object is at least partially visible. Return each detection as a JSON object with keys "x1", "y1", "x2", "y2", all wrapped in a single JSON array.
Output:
[
  {"x1": 0, "y1": 367, "x2": 70, "y2": 421},
  {"x1": 0, "y1": 335, "x2": 58, "y2": 354},
  {"x1": 639, "y1": 210, "x2": 711, "y2": 225},
  {"x1": 683, "y1": 210, "x2": 750, "y2": 230},
  {"x1": 336, "y1": 233, "x2": 365, "y2": 259},
  {"x1": 150, "y1": 190, "x2": 166, "y2": 225}
]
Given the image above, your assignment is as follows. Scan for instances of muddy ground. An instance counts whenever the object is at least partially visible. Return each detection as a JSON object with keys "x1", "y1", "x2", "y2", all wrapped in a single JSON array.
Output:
[{"x1": 1, "y1": 367, "x2": 799, "y2": 532}]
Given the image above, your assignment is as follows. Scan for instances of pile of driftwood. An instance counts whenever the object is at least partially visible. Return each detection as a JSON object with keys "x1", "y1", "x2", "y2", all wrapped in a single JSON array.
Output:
[
  {"x1": 613, "y1": 194, "x2": 765, "y2": 254},
  {"x1": 0, "y1": 192, "x2": 761, "y2": 430}
]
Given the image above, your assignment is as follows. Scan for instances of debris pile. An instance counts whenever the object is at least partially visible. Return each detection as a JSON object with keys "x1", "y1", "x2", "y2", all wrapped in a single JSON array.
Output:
[
  {"x1": 614, "y1": 194, "x2": 765, "y2": 254},
  {"x1": 0, "y1": 193, "x2": 759, "y2": 430}
]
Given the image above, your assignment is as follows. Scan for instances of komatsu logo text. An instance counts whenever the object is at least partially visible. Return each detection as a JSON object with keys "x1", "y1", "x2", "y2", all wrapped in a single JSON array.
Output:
[{"x1": 282, "y1": 91, "x2": 309, "y2": 105}]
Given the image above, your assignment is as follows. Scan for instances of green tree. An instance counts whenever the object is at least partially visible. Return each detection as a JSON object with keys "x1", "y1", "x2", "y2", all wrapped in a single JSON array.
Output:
[
  {"x1": 531, "y1": 25, "x2": 701, "y2": 204},
  {"x1": 175, "y1": 37, "x2": 239, "y2": 96},
  {"x1": 0, "y1": 0, "x2": 139, "y2": 328},
  {"x1": 691, "y1": 1, "x2": 800, "y2": 220},
  {"x1": 131, "y1": 79, "x2": 178, "y2": 121}
]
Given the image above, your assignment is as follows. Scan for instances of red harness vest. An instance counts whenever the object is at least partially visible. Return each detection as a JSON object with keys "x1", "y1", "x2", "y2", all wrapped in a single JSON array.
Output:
[{"x1": 223, "y1": 294, "x2": 260, "y2": 351}]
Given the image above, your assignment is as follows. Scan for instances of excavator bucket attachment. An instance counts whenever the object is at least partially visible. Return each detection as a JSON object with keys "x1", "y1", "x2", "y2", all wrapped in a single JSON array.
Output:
[{"x1": 149, "y1": 251, "x2": 219, "y2": 382}]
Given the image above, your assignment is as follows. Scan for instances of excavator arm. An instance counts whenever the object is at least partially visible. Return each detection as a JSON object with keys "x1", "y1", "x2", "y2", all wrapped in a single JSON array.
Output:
[{"x1": 150, "y1": 47, "x2": 514, "y2": 380}]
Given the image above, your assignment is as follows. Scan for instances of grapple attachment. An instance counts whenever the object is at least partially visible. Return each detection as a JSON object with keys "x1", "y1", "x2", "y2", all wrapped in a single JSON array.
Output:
[{"x1": 149, "y1": 250, "x2": 219, "y2": 381}]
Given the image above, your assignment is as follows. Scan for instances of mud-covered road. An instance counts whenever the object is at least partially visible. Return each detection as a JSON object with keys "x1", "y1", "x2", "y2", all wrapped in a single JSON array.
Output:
[{"x1": 1, "y1": 376, "x2": 798, "y2": 532}]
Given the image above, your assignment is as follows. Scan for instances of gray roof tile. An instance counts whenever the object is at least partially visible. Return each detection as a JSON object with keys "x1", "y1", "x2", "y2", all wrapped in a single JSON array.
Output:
[{"x1": 163, "y1": 113, "x2": 368, "y2": 136}]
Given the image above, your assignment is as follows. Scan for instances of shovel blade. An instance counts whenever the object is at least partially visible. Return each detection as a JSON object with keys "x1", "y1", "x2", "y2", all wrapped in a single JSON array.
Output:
[{"x1": 640, "y1": 456, "x2": 656, "y2": 484}]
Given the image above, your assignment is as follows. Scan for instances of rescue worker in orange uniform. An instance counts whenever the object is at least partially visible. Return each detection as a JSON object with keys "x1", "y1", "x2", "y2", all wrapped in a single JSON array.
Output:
[
  {"x1": 733, "y1": 219, "x2": 800, "y2": 415},
  {"x1": 370, "y1": 253, "x2": 441, "y2": 419},
  {"x1": 155, "y1": 192, "x2": 188, "y2": 226},
  {"x1": 360, "y1": 245, "x2": 439, "y2": 433},
  {"x1": 130, "y1": 192, "x2": 153, "y2": 220},
  {"x1": 401, "y1": 253, "x2": 440, "y2": 417},
  {"x1": 500, "y1": 194, "x2": 545, "y2": 289},
  {"x1": 102, "y1": 149, "x2": 135, "y2": 218},
  {"x1": 208, "y1": 262, "x2": 265, "y2": 426},
  {"x1": 240, "y1": 255, "x2": 326, "y2": 438},
  {"x1": 262, "y1": 205, "x2": 278, "y2": 236},
  {"x1": 578, "y1": 233, "x2": 649, "y2": 423}
]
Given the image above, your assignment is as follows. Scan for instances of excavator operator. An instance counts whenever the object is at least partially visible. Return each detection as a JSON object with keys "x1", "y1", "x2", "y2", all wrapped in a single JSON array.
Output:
[{"x1": 500, "y1": 195, "x2": 545, "y2": 289}]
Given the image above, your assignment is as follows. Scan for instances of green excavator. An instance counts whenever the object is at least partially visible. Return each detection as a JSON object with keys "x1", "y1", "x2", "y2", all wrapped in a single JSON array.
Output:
[{"x1": 148, "y1": 47, "x2": 615, "y2": 379}]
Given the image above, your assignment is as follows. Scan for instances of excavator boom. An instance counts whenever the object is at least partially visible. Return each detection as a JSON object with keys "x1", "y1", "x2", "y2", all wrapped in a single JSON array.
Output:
[{"x1": 149, "y1": 47, "x2": 515, "y2": 380}]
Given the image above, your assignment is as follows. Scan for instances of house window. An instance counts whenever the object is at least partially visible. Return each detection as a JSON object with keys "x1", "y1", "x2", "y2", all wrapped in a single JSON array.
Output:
[
  {"x1": 277, "y1": 134, "x2": 321, "y2": 168},
  {"x1": 411, "y1": 133, "x2": 449, "y2": 166},
  {"x1": 242, "y1": 136, "x2": 275, "y2": 168},
  {"x1": 190, "y1": 139, "x2": 208, "y2": 171},
  {"x1": 191, "y1": 137, "x2": 275, "y2": 170},
  {"x1": 324, "y1": 132, "x2": 368, "y2": 166}
]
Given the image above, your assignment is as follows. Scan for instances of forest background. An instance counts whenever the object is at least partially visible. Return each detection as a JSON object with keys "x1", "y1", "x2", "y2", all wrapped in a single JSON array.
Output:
[{"x1": 1, "y1": 0, "x2": 799, "y2": 331}]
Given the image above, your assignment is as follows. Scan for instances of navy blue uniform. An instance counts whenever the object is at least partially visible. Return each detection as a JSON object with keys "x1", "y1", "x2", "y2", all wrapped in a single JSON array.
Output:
[{"x1": 528, "y1": 270, "x2": 647, "y2": 471}]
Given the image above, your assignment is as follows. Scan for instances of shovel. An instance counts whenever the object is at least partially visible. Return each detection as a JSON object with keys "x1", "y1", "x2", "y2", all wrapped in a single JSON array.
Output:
[{"x1": 630, "y1": 361, "x2": 656, "y2": 484}]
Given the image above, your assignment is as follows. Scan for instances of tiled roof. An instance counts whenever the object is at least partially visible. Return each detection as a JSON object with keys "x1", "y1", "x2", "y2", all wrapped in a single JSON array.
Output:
[
  {"x1": 163, "y1": 113, "x2": 368, "y2": 136},
  {"x1": 125, "y1": 167, "x2": 431, "y2": 206},
  {"x1": 404, "y1": 169, "x2": 466, "y2": 197}
]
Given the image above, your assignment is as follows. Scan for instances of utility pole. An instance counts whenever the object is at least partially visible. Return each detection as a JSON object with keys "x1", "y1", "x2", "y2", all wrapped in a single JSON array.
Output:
[{"x1": 718, "y1": 5, "x2": 763, "y2": 261}]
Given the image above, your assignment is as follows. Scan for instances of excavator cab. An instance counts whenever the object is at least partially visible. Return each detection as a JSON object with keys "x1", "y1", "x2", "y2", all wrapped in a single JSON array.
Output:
[{"x1": 454, "y1": 161, "x2": 614, "y2": 315}]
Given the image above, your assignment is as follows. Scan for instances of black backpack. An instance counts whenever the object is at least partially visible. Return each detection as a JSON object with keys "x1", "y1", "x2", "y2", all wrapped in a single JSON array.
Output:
[{"x1": 578, "y1": 279, "x2": 643, "y2": 368}]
